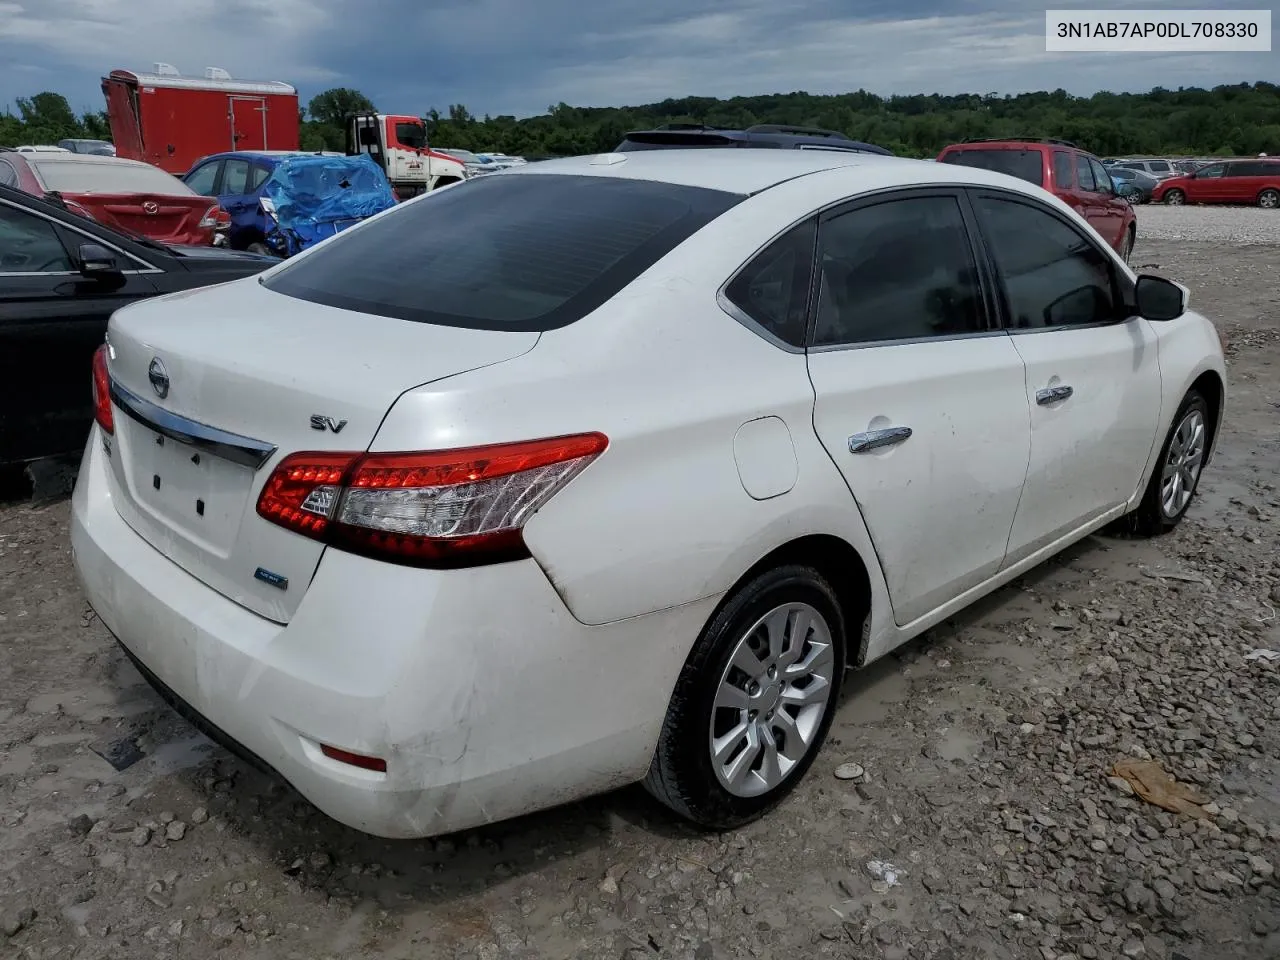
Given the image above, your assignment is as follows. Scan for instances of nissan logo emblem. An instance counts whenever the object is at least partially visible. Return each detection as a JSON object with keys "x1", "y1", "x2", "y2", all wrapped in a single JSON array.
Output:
[
  {"x1": 143, "y1": 201, "x2": 159, "y2": 215},
  {"x1": 148, "y1": 357, "x2": 170, "y2": 399}
]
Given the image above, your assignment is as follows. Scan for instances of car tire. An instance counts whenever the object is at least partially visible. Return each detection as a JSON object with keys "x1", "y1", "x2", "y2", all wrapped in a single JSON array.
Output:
[
  {"x1": 1125, "y1": 390, "x2": 1210, "y2": 537},
  {"x1": 1164, "y1": 189, "x2": 1186, "y2": 206},
  {"x1": 1119, "y1": 226, "x2": 1135, "y2": 263},
  {"x1": 246, "y1": 242, "x2": 271, "y2": 255},
  {"x1": 643, "y1": 564, "x2": 847, "y2": 829},
  {"x1": 1258, "y1": 189, "x2": 1279, "y2": 210}
]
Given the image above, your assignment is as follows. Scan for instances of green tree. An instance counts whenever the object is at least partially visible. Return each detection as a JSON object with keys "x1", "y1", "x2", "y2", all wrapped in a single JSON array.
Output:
[{"x1": 306, "y1": 88, "x2": 376, "y2": 127}]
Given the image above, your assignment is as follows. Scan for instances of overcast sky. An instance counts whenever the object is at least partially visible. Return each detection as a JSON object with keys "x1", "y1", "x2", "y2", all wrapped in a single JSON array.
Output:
[{"x1": 0, "y1": 0, "x2": 1274, "y2": 119}]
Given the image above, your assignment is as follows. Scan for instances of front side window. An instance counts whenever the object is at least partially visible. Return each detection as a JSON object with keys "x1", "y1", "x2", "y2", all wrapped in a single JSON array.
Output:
[
  {"x1": 0, "y1": 160, "x2": 18, "y2": 188},
  {"x1": 184, "y1": 161, "x2": 220, "y2": 196},
  {"x1": 724, "y1": 219, "x2": 816, "y2": 347},
  {"x1": 1052, "y1": 151, "x2": 1074, "y2": 189},
  {"x1": 0, "y1": 203, "x2": 73, "y2": 273},
  {"x1": 813, "y1": 195, "x2": 985, "y2": 347},
  {"x1": 264, "y1": 174, "x2": 743, "y2": 331},
  {"x1": 974, "y1": 194, "x2": 1118, "y2": 330},
  {"x1": 1089, "y1": 159, "x2": 1114, "y2": 195},
  {"x1": 1075, "y1": 155, "x2": 1096, "y2": 192},
  {"x1": 1148, "y1": 160, "x2": 1172, "y2": 173}
]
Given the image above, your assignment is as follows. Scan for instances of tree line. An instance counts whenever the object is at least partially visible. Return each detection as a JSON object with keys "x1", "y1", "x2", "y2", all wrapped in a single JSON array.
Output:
[{"x1": 4, "y1": 82, "x2": 1278, "y2": 161}]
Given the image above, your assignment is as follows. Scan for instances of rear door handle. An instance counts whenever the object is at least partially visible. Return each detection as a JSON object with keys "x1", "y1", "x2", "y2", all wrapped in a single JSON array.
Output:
[
  {"x1": 848, "y1": 426, "x2": 912, "y2": 454},
  {"x1": 1036, "y1": 385, "x2": 1074, "y2": 405}
]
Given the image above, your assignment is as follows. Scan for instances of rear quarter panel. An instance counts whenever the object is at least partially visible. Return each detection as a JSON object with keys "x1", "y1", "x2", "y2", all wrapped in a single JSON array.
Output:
[{"x1": 368, "y1": 171, "x2": 902, "y2": 633}]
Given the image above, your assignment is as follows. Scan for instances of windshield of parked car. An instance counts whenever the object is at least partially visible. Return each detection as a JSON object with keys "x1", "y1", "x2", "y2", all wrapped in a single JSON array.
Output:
[
  {"x1": 262, "y1": 173, "x2": 743, "y2": 331},
  {"x1": 938, "y1": 149, "x2": 1044, "y2": 187},
  {"x1": 29, "y1": 158, "x2": 196, "y2": 195},
  {"x1": 395, "y1": 122, "x2": 427, "y2": 149}
]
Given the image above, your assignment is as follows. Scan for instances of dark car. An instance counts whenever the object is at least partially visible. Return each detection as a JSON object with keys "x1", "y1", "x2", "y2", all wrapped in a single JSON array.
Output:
[
  {"x1": 1107, "y1": 165, "x2": 1160, "y2": 204},
  {"x1": 616, "y1": 123, "x2": 892, "y2": 156},
  {"x1": 0, "y1": 183, "x2": 276, "y2": 465}
]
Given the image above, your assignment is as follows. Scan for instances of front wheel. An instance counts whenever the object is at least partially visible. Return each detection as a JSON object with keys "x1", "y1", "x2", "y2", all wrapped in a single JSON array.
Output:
[
  {"x1": 1126, "y1": 391, "x2": 1210, "y2": 536},
  {"x1": 1119, "y1": 227, "x2": 1135, "y2": 263},
  {"x1": 246, "y1": 242, "x2": 272, "y2": 255},
  {"x1": 1258, "y1": 188, "x2": 1279, "y2": 209},
  {"x1": 644, "y1": 565, "x2": 847, "y2": 829},
  {"x1": 1164, "y1": 189, "x2": 1186, "y2": 206}
]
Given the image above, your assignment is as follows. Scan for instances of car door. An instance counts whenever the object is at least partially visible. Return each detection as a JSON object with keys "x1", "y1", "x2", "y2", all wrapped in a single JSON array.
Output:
[
  {"x1": 968, "y1": 189, "x2": 1163, "y2": 567},
  {"x1": 1185, "y1": 162, "x2": 1226, "y2": 203},
  {"x1": 0, "y1": 198, "x2": 158, "y2": 463},
  {"x1": 1219, "y1": 161, "x2": 1256, "y2": 203},
  {"x1": 215, "y1": 157, "x2": 264, "y2": 248},
  {"x1": 805, "y1": 189, "x2": 1032, "y2": 626},
  {"x1": 1071, "y1": 153, "x2": 1109, "y2": 241},
  {"x1": 1088, "y1": 157, "x2": 1127, "y2": 247}
]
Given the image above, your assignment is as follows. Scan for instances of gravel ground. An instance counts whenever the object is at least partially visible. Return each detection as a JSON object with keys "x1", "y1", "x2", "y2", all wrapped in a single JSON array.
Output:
[
  {"x1": 1, "y1": 238, "x2": 1278, "y2": 960},
  {"x1": 1135, "y1": 204, "x2": 1280, "y2": 245}
]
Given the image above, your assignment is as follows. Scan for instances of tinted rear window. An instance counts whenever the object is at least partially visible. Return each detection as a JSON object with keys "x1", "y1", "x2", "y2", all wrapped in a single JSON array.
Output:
[
  {"x1": 939, "y1": 149, "x2": 1044, "y2": 187},
  {"x1": 30, "y1": 159, "x2": 193, "y2": 195},
  {"x1": 263, "y1": 173, "x2": 743, "y2": 331}
]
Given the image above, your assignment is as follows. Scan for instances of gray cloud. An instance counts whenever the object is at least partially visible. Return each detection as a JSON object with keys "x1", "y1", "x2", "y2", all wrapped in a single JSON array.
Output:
[{"x1": 0, "y1": 0, "x2": 1273, "y2": 118}]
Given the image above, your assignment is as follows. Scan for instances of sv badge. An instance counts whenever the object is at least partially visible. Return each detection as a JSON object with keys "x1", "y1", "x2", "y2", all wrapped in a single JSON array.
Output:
[{"x1": 310, "y1": 415, "x2": 348, "y2": 433}]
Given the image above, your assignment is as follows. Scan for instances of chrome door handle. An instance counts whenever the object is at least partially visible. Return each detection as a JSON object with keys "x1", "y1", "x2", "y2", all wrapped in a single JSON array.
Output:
[
  {"x1": 848, "y1": 427, "x2": 912, "y2": 454},
  {"x1": 1035, "y1": 385, "x2": 1074, "y2": 405}
]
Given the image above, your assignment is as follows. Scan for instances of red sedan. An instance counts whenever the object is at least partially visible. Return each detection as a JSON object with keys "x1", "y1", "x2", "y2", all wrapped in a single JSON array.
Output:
[{"x1": 0, "y1": 149, "x2": 229, "y2": 244}]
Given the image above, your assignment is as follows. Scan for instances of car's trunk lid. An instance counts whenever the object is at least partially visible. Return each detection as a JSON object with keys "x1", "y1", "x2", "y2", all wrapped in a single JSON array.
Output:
[
  {"x1": 72, "y1": 192, "x2": 215, "y2": 245},
  {"x1": 102, "y1": 278, "x2": 539, "y2": 623}
]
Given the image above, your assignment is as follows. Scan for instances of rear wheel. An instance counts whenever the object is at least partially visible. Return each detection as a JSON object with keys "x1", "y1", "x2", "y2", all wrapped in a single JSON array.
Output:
[
  {"x1": 644, "y1": 565, "x2": 846, "y2": 829},
  {"x1": 1164, "y1": 189, "x2": 1186, "y2": 206},
  {"x1": 1258, "y1": 189, "x2": 1279, "y2": 209},
  {"x1": 1126, "y1": 390, "x2": 1209, "y2": 536},
  {"x1": 246, "y1": 242, "x2": 271, "y2": 255}
]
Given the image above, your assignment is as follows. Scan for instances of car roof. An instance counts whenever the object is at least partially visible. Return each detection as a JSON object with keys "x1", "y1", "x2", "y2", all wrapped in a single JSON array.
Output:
[{"x1": 500, "y1": 149, "x2": 1047, "y2": 197}]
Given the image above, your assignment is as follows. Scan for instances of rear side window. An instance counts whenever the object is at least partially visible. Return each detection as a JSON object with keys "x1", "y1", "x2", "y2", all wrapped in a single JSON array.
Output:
[
  {"x1": 813, "y1": 195, "x2": 985, "y2": 346},
  {"x1": 1148, "y1": 160, "x2": 1171, "y2": 173},
  {"x1": 724, "y1": 219, "x2": 816, "y2": 347},
  {"x1": 1228, "y1": 161, "x2": 1276, "y2": 177},
  {"x1": 939, "y1": 149, "x2": 1043, "y2": 187},
  {"x1": 1051, "y1": 151, "x2": 1073, "y2": 189},
  {"x1": 263, "y1": 174, "x2": 743, "y2": 331}
]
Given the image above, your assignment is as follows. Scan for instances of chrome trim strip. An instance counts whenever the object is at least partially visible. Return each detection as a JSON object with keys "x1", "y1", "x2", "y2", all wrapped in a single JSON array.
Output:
[{"x1": 108, "y1": 378, "x2": 277, "y2": 470}]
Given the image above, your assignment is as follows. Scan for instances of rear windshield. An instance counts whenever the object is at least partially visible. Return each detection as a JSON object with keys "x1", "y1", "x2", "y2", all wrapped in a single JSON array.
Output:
[
  {"x1": 939, "y1": 149, "x2": 1044, "y2": 187},
  {"x1": 30, "y1": 159, "x2": 194, "y2": 195},
  {"x1": 262, "y1": 173, "x2": 743, "y2": 331}
]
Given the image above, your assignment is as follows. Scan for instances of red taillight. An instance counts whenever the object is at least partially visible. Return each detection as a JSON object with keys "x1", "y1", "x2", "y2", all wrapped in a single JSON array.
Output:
[
  {"x1": 91, "y1": 344, "x2": 113, "y2": 434},
  {"x1": 256, "y1": 433, "x2": 608, "y2": 567},
  {"x1": 198, "y1": 203, "x2": 230, "y2": 229}
]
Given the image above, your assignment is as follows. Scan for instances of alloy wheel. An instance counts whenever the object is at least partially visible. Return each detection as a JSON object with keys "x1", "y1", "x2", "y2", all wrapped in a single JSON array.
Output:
[
  {"x1": 709, "y1": 602, "x2": 835, "y2": 798},
  {"x1": 1160, "y1": 408, "x2": 1206, "y2": 518}
]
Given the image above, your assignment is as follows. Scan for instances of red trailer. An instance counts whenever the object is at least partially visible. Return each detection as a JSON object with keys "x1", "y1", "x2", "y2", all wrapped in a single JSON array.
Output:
[{"x1": 102, "y1": 64, "x2": 299, "y2": 175}]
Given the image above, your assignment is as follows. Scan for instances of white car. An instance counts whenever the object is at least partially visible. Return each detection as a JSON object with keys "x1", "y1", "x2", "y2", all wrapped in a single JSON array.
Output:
[{"x1": 71, "y1": 150, "x2": 1226, "y2": 838}]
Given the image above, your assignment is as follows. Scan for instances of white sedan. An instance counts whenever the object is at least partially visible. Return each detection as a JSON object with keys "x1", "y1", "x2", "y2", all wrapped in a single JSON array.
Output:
[{"x1": 71, "y1": 149, "x2": 1226, "y2": 838}]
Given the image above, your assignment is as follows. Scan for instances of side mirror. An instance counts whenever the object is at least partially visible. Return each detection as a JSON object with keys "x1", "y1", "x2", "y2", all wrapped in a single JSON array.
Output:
[
  {"x1": 1134, "y1": 274, "x2": 1187, "y2": 321},
  {"x1": 78, "y1": 243, "x2": 120, "y2": 277}
]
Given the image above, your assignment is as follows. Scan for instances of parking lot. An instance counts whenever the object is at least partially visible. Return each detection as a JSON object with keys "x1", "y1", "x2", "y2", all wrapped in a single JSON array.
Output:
[{"x1": 1, "y1": 205, "x2": 1278, "y2": 960}]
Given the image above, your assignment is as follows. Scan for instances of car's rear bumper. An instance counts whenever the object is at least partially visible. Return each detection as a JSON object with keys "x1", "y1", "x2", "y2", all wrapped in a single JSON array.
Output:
[{"x1": 71, "y1": 429, "x2": 715, "y2": 838}]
